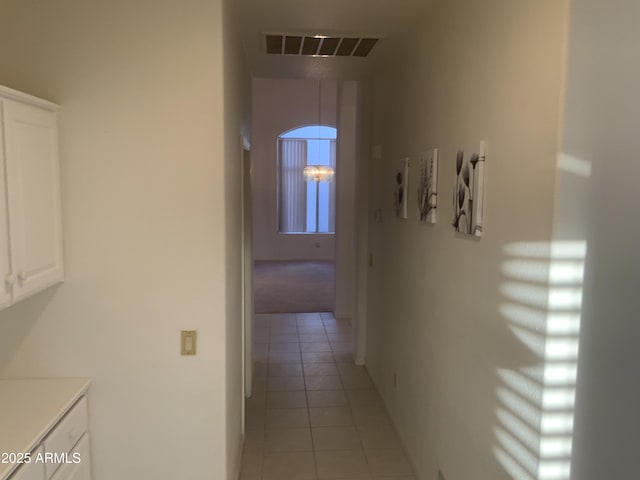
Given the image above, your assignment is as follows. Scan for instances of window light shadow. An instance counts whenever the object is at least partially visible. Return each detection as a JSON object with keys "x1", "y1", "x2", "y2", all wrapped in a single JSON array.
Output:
[{"x1": 494, "y1": 240, "x2": 586, "y2": 480}]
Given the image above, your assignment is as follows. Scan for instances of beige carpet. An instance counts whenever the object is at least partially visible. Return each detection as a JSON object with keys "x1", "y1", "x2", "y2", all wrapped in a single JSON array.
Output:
[{"x1": 253, "y1": 261, "x2": 335, "y2": 313}]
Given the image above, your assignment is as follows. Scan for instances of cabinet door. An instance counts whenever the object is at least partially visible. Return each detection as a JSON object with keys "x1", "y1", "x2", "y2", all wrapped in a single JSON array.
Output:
[
  {"x1": 3, "y1": 99, "x2": 64, "y2": 302},
  {"x1": 0, "y1": 103, "x2": 12, "y2": 309},
  {"x1": 8, "y1": 446, "x2": 46, "y2": 480},
  {"x1": 49, "y1": 434, "x2": 91, "y2": 480}
]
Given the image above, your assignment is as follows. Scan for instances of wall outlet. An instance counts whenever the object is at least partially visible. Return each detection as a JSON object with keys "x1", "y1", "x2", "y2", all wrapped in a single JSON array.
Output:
[
  {"x1": 393, "y1": 372, "x2": 399, "y2": 390},
  {"x1": 315, "y1": 242, "x2": 321, "y2": 248},
  {"x1": 181, "y1": 330, "x2": 197, "y2": 355}
]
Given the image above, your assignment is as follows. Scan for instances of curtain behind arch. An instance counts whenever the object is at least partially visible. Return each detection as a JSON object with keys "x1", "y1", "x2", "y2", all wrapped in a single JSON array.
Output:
[
  {"x1": 328, "y1": 140, "x2": 336, "y2": 233},
  {"x1": 278, "y1": 139, "x2": 307, "y2": 232}
]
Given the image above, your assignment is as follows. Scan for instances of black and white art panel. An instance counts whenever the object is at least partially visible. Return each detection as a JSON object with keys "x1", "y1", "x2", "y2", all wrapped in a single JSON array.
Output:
[
  {"x1": 417, "y1": 148, "x2": 439, "y2": 223},
  {"x1": 452, "y1": 141, "x2": 486, "y2": 236},
  {"x1": 394, "y1": 157, "x2": 409, "y2": 219}
]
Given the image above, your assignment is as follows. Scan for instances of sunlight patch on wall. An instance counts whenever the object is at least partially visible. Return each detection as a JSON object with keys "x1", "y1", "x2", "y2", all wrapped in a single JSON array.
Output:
[
  {"x1": 500, "y1": 304, "x2": 546, "y2": 331},
  {"x1": 500, "y1": 283, "x2": 550, "y2": 310},
  {"x1": 557, "y1": 154, "x2": 592, "y2": 178},
  {"x1": 495, "y1": 240, "x2": 586, "y2": 480}
]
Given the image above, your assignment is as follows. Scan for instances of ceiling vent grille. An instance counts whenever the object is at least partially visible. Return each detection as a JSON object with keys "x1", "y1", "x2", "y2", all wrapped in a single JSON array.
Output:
[{"x1": 265, "y1": 34, "x2": 380, "y2": 57}]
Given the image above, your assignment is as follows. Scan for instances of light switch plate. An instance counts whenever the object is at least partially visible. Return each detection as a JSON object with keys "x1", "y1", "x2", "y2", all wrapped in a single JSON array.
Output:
[{"x1": 181, "y1": 330, "x2": 197, "y2": 355}]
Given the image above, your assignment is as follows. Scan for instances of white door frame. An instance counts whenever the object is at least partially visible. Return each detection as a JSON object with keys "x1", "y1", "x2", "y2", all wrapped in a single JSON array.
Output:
[{"x1": 241, "y1": 143, "x2": 253, "y2": 402}]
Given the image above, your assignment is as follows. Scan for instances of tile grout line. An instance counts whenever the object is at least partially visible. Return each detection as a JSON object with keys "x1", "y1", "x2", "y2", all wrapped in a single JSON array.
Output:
[
  {"x1": 298, "y1": 313, "x2": 320, "y2": 480},
  {"x1": 257, "y1": 313, "x2": 272, "y2": 480},
  {"x1": 328, "y1": 316, "x2": 375, "y2": 479},
  {"x1": 260, "y1": 321, "x2": 268, "y2": 480}
]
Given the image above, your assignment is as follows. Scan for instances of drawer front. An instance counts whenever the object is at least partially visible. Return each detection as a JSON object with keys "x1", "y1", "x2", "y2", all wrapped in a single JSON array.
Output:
[
  {"x1": 49, "y1": 434, "x2": 91, "y2": 480},
  {"x1": 43, "y1": 397, "x2": 88, "y2": 479},
  {"x1": 8, "y1": 446, "x2": 45, "y2": 480}
]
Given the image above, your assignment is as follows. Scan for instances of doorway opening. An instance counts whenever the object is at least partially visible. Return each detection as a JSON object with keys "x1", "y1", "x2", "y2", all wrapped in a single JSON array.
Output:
[{"x1": 253, "y1": 260, "x2": 334, "y2": 314}]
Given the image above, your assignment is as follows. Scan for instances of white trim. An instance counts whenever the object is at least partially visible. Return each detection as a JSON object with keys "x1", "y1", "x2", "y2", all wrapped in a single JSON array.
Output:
[
  {"x1": 231, "y1": 436, "x2": 243, "y2": 480},
  {"x1": 0, "y1": 85, "x2": 59, "y2": 111}
]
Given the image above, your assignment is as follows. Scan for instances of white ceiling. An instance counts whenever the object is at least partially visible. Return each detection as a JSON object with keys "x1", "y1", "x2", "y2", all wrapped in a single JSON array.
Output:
[{"x1": 235, "y1": 0, "x2": 432, "y2": 79}]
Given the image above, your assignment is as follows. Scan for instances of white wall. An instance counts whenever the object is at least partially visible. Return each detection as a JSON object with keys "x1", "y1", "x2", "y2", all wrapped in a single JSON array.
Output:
[
  {"x1": 366, "y1": 1, "x2": 569, "y2": 479},
  {"x1": 0, "y1": 1, "x2": 248, "y2": 479},
  {"x1": 335, "y1": 80, "x2": 372, "y2": 363},
  {"x1": 223, "y1": 0, "x2": 252, "y2": 477},
  {"x1": 251, "y1": 78, "x2": 336, "y2": 261},
  {"x1": 334, "y1": 82, "x2": 358, "y2": 322},
  {"x1": 559, "y1": 0, "x2": 640, "y2": 478},
  {"x1": 354, "y1": 82, "x2": 373, "y2": 366}
]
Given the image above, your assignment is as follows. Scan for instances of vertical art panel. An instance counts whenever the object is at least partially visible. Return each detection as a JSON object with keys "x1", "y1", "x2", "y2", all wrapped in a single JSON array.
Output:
[
  {"x1": 394, "y1": 157, "x2": 410, "y2": 219},
  {"x1": 452, "y1": 141, "x2": 486, "y2": 236},
  {"x1": 418, "y1": 148, "x2": 439, "y2": 223}
]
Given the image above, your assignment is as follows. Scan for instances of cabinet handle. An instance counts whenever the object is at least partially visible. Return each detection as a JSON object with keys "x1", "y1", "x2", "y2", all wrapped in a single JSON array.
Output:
[{"x1": 17, "y1": 272, "x2": 26, "y2": 284}]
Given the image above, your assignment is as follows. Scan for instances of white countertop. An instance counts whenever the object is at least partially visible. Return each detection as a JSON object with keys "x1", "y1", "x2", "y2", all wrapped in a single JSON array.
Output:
[{"x1": 0, "y1": 378, "x2": 91, "y2": 480}]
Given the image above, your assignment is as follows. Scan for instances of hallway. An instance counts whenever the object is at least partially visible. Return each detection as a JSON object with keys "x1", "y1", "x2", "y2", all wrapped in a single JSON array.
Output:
[{"x1": 241, "y1": 312, "x2": 416, "y2": 479}]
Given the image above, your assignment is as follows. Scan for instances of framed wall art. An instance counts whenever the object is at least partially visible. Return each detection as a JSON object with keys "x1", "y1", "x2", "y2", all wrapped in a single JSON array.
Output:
[
  {"x1": 417, "y1": 148, "x2": 439, "y2": 223},
  {"x1": 452, "y1": 141, "x2": 486, "y2": 236},
  {"x1": 394, "y1": 157, "x2": 409, "y2": 219}
]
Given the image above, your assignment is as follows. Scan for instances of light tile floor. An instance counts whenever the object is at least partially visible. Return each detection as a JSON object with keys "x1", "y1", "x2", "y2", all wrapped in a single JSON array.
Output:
[{"x1": 241, "y1": 312, "x2": 417, "y2": 480}]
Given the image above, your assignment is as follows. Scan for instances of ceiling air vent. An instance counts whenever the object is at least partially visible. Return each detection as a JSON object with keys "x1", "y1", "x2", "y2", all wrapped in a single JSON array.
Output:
[{"x1": 265, "y1": 34, "x2": 380, "y2": 57}]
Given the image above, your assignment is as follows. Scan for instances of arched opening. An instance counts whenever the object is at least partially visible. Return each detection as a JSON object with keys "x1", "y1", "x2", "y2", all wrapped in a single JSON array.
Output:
[{"x1": 277, "y1": 125, "x2": 337, "y2": 234}]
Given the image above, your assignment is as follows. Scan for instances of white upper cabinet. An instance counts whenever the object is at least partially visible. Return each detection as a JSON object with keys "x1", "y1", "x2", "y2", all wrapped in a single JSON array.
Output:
[{"x1": 0, "y1": 86, "x2": 64, "y2": 309}]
